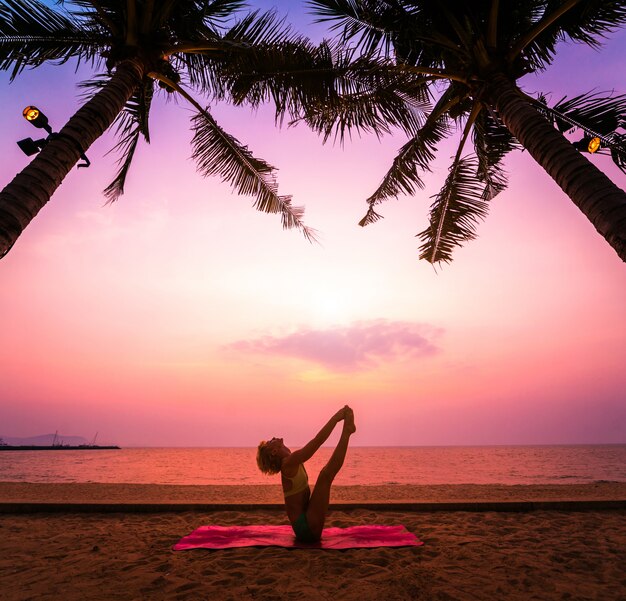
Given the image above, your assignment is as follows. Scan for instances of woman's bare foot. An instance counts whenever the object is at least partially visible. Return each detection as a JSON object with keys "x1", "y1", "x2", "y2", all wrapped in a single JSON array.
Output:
[{"x1": 344, "y1": 408, "x2": 356, "y2": 434}]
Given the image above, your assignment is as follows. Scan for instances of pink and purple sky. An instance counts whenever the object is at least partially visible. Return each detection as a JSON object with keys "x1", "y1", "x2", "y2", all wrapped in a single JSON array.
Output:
[{"x1": 0, "y1": 3, "x2": 625, "y2": 447}]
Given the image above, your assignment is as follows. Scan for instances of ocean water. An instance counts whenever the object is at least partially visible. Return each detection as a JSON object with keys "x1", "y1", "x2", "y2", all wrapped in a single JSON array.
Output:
[{"x1": 1, "y1": 445, "x2": 624, "y2": 486}]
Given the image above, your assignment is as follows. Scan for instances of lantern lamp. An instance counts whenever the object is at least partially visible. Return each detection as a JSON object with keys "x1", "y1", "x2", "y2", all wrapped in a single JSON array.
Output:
[
  {"x1": 17, "y1": 106, "x2": 91, "y2": 167},
  {"x1": 587, "y1": 137, "x2": 601, "y2": 153},
  {"x1": 22, "y1": 106, "x2": 53, "y2": 134},
  {"x1": 573, "y1": 136, "x2": 602, "y2": 154}
]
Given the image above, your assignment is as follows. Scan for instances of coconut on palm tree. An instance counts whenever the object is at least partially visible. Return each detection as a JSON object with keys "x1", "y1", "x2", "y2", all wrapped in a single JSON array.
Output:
[
  {"x1": 0, "y1": 0, "x2": 338, "y2": 258},
  {"x1": 307, "y1": 0, "x2": 626, "y2": 264}
]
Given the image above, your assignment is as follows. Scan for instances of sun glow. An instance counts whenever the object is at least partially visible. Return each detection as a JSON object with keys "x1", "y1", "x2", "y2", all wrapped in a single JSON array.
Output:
[
  {"x1": 296, "y1": 368, "x2": 337, "y2": 382},
  {"x1": 309, "y1": 290, "x2": 352, "y2": 323}
]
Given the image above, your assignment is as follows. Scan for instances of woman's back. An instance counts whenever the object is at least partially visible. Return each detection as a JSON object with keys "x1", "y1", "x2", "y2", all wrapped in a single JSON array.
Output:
[{"x1": 281, "y1": 463, "x2": 311, "y2": 521}]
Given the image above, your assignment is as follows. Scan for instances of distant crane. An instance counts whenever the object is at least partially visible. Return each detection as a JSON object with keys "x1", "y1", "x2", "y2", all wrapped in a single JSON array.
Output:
[{"x1": 79, "y1": 432, "x2": 99, "y2": 448}]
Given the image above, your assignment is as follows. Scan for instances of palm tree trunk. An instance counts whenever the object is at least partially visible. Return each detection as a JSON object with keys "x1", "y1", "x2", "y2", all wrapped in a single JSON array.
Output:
[
  {"x1": 0, "y1": 60, "x2": 144, "y2": 259},
  {"x1": 486, "y1": 73, "x2": 626, "y2": 262}
]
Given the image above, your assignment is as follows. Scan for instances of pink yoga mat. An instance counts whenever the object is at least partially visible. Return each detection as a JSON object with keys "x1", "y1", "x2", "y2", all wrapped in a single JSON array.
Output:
[{"x1": 173, "y1": 524, "x2": 423, "y2": 550}]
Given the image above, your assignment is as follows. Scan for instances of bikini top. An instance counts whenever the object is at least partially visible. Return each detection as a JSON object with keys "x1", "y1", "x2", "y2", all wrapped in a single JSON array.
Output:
[{"x1": 282, "y1": 463, "x2": 309, "y2": 497}]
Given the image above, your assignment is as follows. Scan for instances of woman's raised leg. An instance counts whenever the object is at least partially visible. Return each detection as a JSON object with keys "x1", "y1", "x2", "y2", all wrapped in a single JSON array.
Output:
[{"x1": 305, "y1": 410, "x2": 356, "y2": 537}]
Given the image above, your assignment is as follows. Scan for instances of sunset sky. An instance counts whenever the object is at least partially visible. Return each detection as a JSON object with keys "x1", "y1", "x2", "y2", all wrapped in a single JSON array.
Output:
[{"x1": 0, "y1": 1, "x2": 625, "y2": 448}]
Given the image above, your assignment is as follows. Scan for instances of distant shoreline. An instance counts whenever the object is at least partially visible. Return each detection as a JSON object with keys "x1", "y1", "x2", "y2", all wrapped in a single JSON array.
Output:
[{"x1": 0, "y1": 446, "x2": 121, "y2": 451}]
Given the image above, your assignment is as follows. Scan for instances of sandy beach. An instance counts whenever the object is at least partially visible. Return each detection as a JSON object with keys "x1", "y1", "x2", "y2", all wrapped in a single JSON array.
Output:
[{"x1": 1, "y1": 482, "x2": 625, "y2": 601}]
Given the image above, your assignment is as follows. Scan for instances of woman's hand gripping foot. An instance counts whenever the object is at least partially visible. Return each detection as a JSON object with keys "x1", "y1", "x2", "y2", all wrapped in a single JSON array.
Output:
[{"x1": 344, "y1": 407, "x2": 356, "y2": 435}]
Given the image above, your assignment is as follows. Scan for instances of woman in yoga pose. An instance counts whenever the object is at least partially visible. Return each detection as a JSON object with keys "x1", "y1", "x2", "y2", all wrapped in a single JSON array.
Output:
[{"x1": 256, "y1": 406, "x2": 356, "y2": 543}]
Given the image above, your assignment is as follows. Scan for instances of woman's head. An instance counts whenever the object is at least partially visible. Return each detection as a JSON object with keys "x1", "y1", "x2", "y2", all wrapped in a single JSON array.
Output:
[{"x1": 256, "y1": 437, "x2": 283, "y2": 474}]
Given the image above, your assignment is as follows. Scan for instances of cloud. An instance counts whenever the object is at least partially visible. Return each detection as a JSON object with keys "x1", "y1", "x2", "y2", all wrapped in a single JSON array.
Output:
[{"x1": 226, "y1": 320, "x2": 442, "y2": 371}]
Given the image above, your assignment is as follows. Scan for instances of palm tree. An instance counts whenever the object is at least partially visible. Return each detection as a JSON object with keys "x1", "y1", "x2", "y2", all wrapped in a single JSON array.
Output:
[
  {"x1": 0, "y1": 0, "x2": 331, "y2": 259},
  {"x1": 307, "y1": 0, "x2": 626, "y2": 264}
]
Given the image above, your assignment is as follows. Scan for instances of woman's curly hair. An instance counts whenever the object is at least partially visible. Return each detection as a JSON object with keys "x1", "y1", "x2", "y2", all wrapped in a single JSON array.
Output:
[{"x1": 256, "y1": 441, "x2": 282, "y2": 475}]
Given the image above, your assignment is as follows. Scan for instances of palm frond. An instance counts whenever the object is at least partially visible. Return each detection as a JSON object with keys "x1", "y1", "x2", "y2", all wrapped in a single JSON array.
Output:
[
  {"x1": 359, "y1": 113, "x2": 450, "y2": 226},
  {"x1": 175, "y1": 9, "x2": 310, "y2": 102},
  {"x1": 71, "y1": 0, "x2": 121, "y2": 35},
  {"x1": 103, "y1": 120, "x2": 141, "y2": 203},
  {"x1": 0, "y1": 0, "x2": 103, "y2": 79},
  {"x1": 508, "y1": 1, "x2": 567, "y2": 70},
  {"x1": 223, "y1": 9, "x2": 298, "y2": 46},
  {"x1": 191, "y1": 109, "x2": 317, "y2": 242},
  {"x1": 549, "y1": 0, "x2": 626, "y2": 48},
  {"x1": 212, "y1": 36, "x2": 429, "y2": 140},
  {"x1": 307, "y1": 0, "x2": 463, "y2": 66},
  {"x1": 145, "y1": 0, "x2": 229, "y2": 36},
  {"x1": 174, "y1": 42, "x2": 225, "y2": 98},
  {"x1": 517, "y1": 0, "x2": 626, "y2": 70},
  {"x1": 472, "y1": 107, "x2": 518, "y2": 201},
  {"x1": 77, "y1": 71, "x2": 111, "y2": 98},
  {"x1": 300, "y1": 47, "x2": 430, "y2": 143},
  {"x1": 102, "y1": 79, "x2": 154, "y2": 202},
  {"x1": 417, "y1": 155, "x2": 490, "y2": 264},
  {"x1": 358, "y1": 86, "x2": 462, "y2": 226},
  {"x1": 227, "y1": 38, "x2": 323, "y2": 110},
  {"x1": 549, "y1": 91, "x2": 626, "y2": 135},
  {"x1": 200, "y1": 0, "x2": 248, "y2": 24},
  {"x1": 307, "y1": 0, "x2": 412, "y2": 57},
  {"x1": 201, "y1": 28, "x2": 324, "y2": 120}
]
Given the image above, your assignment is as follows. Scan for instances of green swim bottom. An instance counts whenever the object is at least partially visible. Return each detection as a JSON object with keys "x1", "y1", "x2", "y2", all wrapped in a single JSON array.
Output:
[{"x1": 292, "y1": 513, "x2": 320, "y2": 543}]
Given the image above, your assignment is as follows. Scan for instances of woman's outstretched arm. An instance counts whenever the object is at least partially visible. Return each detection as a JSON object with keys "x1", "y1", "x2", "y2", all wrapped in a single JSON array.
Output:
[{"x1": 285, "y1": 406, "x2": 348, "y2": 466}]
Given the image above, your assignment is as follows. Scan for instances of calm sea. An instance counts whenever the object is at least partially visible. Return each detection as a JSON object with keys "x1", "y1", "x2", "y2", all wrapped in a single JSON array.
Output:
[{"x1": 0, "y1": 446, "x2": 624, "y2": 486}]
